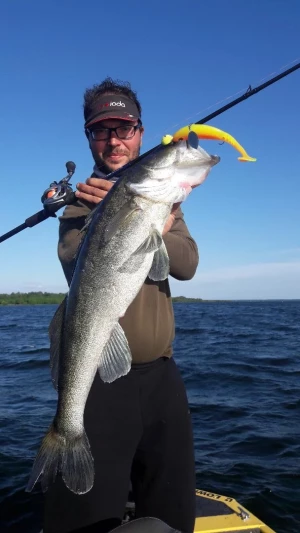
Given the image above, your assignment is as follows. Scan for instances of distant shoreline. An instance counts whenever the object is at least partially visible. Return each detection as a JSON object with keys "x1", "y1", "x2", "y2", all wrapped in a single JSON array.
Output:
[
  {"x1": 0, "y1": 292, "x2": 224, "y2": 305},
  {"x1": 0, "y1": 293, "x2": 297, "y2": 306}
]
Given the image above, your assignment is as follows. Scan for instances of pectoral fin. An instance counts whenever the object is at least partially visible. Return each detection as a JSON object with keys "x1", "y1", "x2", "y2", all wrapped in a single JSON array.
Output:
[
  {"x1": 118, "y1": 227, "x2": 163, "y2": 274},
  {"x1": 99, "y1": 323, "x2": 132, "y2": 383},
  {"x1": 148, "y1": 241, "x2": 170, "y2": 281},
  {"x1": 134, "y1": 227, "x2": 163, "y2": 255}
]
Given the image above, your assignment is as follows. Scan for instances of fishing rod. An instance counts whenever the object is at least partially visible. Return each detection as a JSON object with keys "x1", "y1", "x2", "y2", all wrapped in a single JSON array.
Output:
[{"x1": 0, "y1": 60, "x2": 299, "y2": 245}]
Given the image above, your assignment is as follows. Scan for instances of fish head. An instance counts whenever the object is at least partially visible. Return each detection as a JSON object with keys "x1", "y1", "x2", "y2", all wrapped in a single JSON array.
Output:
[
  {"x1": 128, "y1": 135, "x2": 220, "y2": 204},
  {"x1": 172, "y1": 134, "x2": 220, "y2": 197}
]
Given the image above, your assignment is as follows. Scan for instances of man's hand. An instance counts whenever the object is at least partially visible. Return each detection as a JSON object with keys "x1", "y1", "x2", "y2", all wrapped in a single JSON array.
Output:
[
  {"x1": 75, "y1": 178, "x2": 113, "y2": 206},
  {"x1": 162, "y1": 203, "x2": 181, "y2": 236}
]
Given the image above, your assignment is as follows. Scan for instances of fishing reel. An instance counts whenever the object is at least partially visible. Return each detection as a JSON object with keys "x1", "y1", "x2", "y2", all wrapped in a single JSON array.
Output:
[
  {"x1": 41, "y1": 161, "x2": 77, "y2": 215},
  {"x1": 0, "y1": 161, "x2": 78, "y2": 244}
]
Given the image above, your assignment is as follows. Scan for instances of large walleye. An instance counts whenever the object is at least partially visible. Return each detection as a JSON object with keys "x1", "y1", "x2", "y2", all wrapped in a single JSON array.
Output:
[{"x1": 26, "y1": 133, "x2": 221, "y2": 495}]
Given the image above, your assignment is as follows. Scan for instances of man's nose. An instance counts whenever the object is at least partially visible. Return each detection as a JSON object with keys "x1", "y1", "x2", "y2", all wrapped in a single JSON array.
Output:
[{"x1": 107, "y1": 131, "x2": 121, "y2": 146}]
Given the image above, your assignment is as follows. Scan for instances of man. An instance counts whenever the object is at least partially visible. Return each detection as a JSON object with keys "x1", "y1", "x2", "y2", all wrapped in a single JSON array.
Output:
[{"x1": 44, "y1": 78, "x2": 199, "y2": 533}]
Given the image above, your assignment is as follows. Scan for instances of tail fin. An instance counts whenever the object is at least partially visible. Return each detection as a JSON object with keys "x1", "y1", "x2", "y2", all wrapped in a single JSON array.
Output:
[{"x1": 26, "y1": 424, "x2": 94, "y2": 494}]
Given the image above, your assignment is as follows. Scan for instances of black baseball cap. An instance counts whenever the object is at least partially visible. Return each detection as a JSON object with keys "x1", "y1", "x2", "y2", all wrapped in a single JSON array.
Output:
[{"x1": 85, "y1": 94, "x2": 141, "y2": 128}]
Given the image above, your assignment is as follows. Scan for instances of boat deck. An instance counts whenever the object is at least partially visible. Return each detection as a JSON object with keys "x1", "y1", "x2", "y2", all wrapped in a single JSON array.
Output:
[{"x1": 194, "y1": 489, "x2": 275, "y2": 532}]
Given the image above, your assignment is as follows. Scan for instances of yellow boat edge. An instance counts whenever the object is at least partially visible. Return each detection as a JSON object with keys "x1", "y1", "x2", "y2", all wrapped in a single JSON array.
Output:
[{"x1": 194, "y1": 489, "x2": 276, "y2": 533}]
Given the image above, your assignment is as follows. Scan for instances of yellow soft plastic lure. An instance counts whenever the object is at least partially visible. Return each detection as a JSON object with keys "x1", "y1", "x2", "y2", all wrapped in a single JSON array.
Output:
[{"x1": 163, "y1": 124, "x2": 256, "y2": 162}]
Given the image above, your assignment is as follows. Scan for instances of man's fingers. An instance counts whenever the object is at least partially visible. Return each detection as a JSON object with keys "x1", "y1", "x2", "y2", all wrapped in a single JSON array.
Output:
[
  {"x1": 76, "y1": 183, "x2": 107, "y2": 198},
  {"x1": 86, "y1": 178, "x2": 113, "y2": 190},
  {"x1": 75, "y1": 178, "x2": 114, "y2": 204},
  {"x1": 75, "y1": 191, "x2": 101, "y2": 204}
]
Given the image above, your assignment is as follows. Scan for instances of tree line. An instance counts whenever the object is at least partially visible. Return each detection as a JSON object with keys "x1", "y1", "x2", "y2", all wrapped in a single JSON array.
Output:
[
  {"x1": 0, "y1": 292, "x2": 204, "y2": 305},
  {"x1": 0, "y1": 292, "x2": 66, "y2": 305}
]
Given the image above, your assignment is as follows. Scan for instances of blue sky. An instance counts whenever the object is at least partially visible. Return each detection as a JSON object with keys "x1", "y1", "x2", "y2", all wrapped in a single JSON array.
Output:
[{"x1": 0, "y1": 0, "x2": 299, "y2": 299}]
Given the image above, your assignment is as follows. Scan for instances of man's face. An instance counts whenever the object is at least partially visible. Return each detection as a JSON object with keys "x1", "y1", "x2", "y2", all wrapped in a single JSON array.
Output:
[{"x1": 88, "y1": 119, "x2": 144, "y2": 173}]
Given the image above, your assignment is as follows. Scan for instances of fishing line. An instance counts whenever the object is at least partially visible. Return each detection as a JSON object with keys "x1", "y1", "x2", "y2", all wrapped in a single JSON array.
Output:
[
  {"x1": 144, "y1": 56, "x2": 300, "y2": 148},
  {"x1": 252, "y1": 56, "x2": 300, "y2": 85}
]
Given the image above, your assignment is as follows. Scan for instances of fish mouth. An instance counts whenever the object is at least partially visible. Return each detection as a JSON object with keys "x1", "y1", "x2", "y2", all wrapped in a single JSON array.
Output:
[
  {"x1": 175, "y1": 141, "x2": 220, "y2": 168},
  {"x1": 210, "y1": 154, "x2": 221, "y2": 166}
]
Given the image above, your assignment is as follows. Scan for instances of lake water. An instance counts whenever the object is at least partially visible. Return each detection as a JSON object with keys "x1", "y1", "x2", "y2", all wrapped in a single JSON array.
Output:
[{"x1": 0, "y1": 301, "x2": 299, "y2": 532}]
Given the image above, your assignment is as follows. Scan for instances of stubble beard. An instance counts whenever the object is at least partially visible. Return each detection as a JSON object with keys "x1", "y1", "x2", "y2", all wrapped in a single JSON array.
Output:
[{"x1": 95, "y1": 146, "x2": 141, "y2": 176}]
